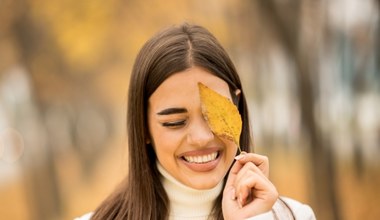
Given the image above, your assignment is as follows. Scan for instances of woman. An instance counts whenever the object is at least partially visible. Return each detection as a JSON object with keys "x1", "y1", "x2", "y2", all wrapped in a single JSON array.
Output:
[{"x1": 76, "y1": 23, "x2": 315, "y2": 220}]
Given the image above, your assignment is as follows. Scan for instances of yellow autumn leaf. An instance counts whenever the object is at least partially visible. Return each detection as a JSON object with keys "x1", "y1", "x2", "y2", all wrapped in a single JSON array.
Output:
[{"x1": 198, "y1": 82, "x2": 242, "y2": 152}]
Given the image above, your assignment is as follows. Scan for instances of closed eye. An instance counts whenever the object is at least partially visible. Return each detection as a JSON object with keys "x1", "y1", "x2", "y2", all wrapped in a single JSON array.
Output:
[{"x1": 162, "y1": 120, "x2": 186, "y2": 128}]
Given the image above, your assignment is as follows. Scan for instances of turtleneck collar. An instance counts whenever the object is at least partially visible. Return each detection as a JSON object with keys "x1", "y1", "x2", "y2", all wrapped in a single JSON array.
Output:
[{"x1": 157, "y1": 162, "x2": 224, "y2": 219}]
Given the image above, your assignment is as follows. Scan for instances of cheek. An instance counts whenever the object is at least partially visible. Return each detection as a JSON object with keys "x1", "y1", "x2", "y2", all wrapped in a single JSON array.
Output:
[
  {"x1": 150, "y1": 126, "x2": 182, "y2": 157},
  {"x1": 222, "y1": 139, "x2": 239, "y2": 158}
]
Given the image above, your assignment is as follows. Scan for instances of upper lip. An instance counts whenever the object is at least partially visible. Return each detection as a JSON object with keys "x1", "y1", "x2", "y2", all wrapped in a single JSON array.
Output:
[{"x1": 178, "y1": 147, "x2": 221, "y2": 157}]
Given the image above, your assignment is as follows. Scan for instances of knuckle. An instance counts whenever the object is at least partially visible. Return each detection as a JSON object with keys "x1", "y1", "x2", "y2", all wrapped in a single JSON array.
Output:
[
  {"x1": 246, "y1": 162, "x2": 257, "y2": 170},
  {"x1": 245, "y1": 168, "x2": 257, "y2": 177},
  {"x1": 261, "y1": 155, "x2": 269, "y2": 164},
  {"x1": 269, "y1": 187, "x2": 279, "y2": 202}
]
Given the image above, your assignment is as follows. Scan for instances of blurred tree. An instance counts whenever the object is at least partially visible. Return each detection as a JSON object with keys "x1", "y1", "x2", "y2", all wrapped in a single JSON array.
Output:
[
  {"x1": 255, "y1": 1, "x2": 341, "y2": 220},
  {"x1": 3, "y1": 0, "x2": 115, "y2": 219}
]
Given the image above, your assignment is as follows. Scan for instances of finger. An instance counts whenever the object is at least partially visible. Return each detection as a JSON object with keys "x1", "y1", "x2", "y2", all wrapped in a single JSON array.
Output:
[
  {"x1": 223, "y1": 172, "x2": 278, "y2": 219},
  {"x1": 225, "y1": 159, "x2": 244, "y2": 189},
  {"x1": 242, "y1": 180, "x2": 278, "y2": 215},
  {"x1": 222, "y1": 185, "x2": 239, "y2": 208},
  {"x1": 222, "y1": 185, "x2": 243, "y2": 219},
  {"x1": 234, "y1": 162, "x2": 267, "y2": 205},
  {"x1": 233, "y1": 153, "x2": 270, "y2": 207},
  {"x1": 235, "y1": 169, "x2": 270, "y2": 207},
  {"x1": 236, "y1": 172, "x2": 278, "y2": 214},
  {"x1": 226, "y1": 152, "x2": 269, "y2": 202},
  {"x1": 235, "y1": 161, "x2": 267, "y2": 182},
  {"x1": 227, "y1": 153, "x2": 267, "y2": 196},
  {"x1": 235, "y1": 153, "x2": 269, "y2": 177}
]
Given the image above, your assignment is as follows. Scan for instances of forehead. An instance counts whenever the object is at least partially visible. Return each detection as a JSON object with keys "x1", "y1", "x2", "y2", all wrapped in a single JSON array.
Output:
[{"x1": 149, "y1": 67, "x2": 231, "y2": 108}]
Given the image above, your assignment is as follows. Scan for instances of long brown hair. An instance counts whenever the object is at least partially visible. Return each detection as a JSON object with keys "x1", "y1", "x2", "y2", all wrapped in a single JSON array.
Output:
[{"x1": 91, "y1": 23, "x2": 253, "y2": 220}]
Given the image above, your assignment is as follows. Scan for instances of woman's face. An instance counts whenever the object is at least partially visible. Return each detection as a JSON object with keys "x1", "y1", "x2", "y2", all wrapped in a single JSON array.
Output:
[{"x1": 148, "y1": 66, "x2": 238, "y2": 190}]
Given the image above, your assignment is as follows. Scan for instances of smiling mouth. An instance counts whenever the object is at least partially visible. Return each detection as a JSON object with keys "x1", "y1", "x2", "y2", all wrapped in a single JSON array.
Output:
[{"x1": 182, "y1": 152, "x2": 219, "y2": 164}]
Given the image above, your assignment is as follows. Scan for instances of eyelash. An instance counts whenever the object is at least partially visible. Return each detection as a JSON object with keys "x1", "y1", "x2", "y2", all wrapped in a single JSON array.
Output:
[{"x1": 162, "y1": 120, "x2": 186, "y2": 128}]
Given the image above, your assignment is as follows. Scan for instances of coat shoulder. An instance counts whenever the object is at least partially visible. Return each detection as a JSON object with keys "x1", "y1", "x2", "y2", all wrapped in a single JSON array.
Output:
[
  {"x1": 280, "y1": 197, "x2": 316, "y2": 219},
  {"x1": 74, "y1": 212, "x2": 93, "y2": 220}
]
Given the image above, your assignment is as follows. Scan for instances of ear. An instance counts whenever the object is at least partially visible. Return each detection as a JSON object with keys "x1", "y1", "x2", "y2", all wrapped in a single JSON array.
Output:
[
  {"x1": 232, "y1": 89, "x2": 241, "y2": 105},
  {"x1": 234, "y1": 89, "x2": 241, "y2": 97}
]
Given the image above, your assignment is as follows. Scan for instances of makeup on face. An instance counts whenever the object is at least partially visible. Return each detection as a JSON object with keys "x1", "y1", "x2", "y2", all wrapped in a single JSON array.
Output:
[{"x1": 148, "y1": 67, "x2": 238, "y2": 189}]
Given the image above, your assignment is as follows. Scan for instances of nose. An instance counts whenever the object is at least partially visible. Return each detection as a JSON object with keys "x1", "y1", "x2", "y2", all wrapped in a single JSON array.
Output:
[{"x1": 187, "y1": 116, "x2": 214, "y2": 147}]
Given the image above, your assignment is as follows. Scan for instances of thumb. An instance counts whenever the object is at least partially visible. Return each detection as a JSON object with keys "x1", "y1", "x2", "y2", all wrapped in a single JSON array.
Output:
[
  {"x1": 222, "y1": 185, "x2": 240, "y2": 215},
  {"x1": 224, "y1": 185, "x2": 236, "y2": 201},
  {"x1": 225, "y1": 156, "x2": 244, "y2": 189}
]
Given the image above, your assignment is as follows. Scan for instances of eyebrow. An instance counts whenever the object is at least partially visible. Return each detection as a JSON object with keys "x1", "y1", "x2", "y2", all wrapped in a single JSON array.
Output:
[{"x1": 156, "y1": 108, "x2": 188, "y2": 115}]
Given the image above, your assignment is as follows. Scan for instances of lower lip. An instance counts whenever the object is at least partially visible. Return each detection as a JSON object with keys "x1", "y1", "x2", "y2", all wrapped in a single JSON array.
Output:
[{"x1": 181, "y1": 152, "x2": 221, "y2": 172}]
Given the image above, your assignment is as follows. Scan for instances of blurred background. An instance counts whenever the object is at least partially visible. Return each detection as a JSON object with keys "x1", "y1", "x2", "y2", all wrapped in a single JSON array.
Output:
[{"x1": 0, "y1": 0, "x2": 379, "y2": 219}]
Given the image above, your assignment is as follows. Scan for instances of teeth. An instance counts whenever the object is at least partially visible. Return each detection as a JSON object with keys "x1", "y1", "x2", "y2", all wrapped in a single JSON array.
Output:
[{"x1": 183, "y1": 152, "x2": 218, "y2": 164}]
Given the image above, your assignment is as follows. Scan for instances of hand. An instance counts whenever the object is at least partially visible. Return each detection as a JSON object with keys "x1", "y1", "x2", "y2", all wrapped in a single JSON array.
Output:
[{"x1": 222, "y1": 152, "x2": 278, "y2": 220}]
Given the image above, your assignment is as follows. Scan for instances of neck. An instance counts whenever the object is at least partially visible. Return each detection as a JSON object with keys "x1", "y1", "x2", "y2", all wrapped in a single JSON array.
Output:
[{"x1": 157, "y1": 162, "x2": 223, "y2": 219}]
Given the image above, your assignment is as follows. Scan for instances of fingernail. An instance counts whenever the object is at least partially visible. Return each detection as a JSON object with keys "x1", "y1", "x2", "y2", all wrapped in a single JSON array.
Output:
[
  {"x1": 238, "y1": 197, "x2": 243, "y2": 209},
  {"x1": 235, "y1": 154, "x2": 245, "y2": 160},
  {"x1": 231, "y1": 188, "x2": 236, "y2": 200}
]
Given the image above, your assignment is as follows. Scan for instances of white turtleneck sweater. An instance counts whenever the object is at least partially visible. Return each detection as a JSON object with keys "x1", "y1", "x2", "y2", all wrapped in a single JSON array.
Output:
[
  {"x1": 157, "y1": 163, "x2": 223, "y2": 219},
  {"x1": 75, "y1": 165, "x2": 316, "y2": 220},
  {"x1": 157, "y1": 162, "x2": 315, "y2": 220}
]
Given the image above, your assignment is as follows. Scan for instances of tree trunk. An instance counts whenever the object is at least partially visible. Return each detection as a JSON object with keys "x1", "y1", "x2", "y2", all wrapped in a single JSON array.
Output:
[{"x1": 256, "y1": 1, "x2": 341, "y2": 219}]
